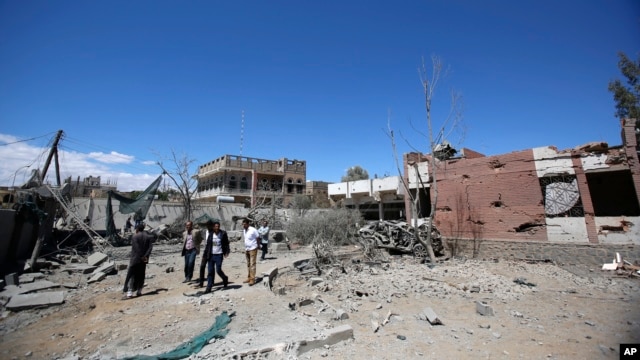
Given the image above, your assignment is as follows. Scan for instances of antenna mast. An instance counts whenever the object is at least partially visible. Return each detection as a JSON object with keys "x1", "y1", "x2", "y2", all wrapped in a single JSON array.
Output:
[{"x1": 240, "y1": 110, "x2": 245, "y2": 156}]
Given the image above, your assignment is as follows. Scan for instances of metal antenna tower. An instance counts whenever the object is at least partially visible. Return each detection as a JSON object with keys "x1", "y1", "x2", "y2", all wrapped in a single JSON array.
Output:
[{"x1": 240, "y1": 110, "x2": 244, "y2": 156}]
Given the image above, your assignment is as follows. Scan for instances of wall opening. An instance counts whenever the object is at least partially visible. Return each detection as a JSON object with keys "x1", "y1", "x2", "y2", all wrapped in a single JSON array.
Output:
[{"x1": 586, "y1": 170, "x2": 640, "y2": 216}]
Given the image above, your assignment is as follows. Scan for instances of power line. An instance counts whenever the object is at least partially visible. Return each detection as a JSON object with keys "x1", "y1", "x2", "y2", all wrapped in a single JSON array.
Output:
[{"x1": 0, "y1": 131, "x2": 58, "y2": 146}]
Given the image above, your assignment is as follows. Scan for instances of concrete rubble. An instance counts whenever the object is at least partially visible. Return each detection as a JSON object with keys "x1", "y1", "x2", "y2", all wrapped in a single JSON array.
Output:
[{"x1": 1, "y1": 239, "x2": 639, "y2": 359}]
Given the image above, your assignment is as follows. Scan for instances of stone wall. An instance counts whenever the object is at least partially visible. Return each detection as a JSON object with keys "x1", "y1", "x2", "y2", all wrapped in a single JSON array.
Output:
[{"x1": 445, "y1": 238, "x2": 640, "y2": 267}]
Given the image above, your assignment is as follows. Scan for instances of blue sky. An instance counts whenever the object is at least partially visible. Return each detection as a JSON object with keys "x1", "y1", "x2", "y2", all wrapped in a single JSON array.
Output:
[{"x1": 1, "y1": 1, "x2": 638, "y2": 191}]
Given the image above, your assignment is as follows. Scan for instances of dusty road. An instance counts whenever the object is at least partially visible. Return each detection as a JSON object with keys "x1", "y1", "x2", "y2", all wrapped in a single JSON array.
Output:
[{"x1": 1, "y1": 241, "x2": 639, "y2": 359}]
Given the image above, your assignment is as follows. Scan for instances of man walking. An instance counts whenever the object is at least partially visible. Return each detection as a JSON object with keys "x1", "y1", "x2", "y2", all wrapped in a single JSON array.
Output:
[
  {"x1": 126, "y1": 223, "x2": 154, "y2": 298},
  {"x1": 242, "y1": 218, "x2": 260, "y2": 286},
  {"x1": 181, "y1": 221, "x2": 203, "y2": 283},
  {"x1": 203, "y1": 220, "x2": 230, "y2": 293},
  {"x1": 258, "y1": 220, "x2": 270, "y2": 261}
]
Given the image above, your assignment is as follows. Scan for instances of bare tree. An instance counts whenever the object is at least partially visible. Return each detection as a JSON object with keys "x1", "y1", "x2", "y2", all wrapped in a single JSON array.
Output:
[
  {"x1": 156, "y1": 149, "x2": 198, "y2": 221},
  {"x1": 387, "y1": 56, "x2": 464, "y2": 263},
  {"x1": 420, "y1": 55, "x2": 464, "y2": 262}
]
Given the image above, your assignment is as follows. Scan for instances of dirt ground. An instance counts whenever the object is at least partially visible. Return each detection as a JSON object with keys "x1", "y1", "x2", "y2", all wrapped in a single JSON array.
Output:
[{"x1": 1, "y1": 240, "x2": 639, "y2": 360}]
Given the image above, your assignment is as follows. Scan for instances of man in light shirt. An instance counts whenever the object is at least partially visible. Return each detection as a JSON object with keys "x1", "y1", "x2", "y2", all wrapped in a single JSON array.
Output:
[
  {"x1": 242, "y1": 218, "x2": 260, "y2": 286},
  {"x1": 180, "y1": 221, "x2": 203, "y2": 283},
  {"x1": 258, "y1": 220, "x2": 270, "y2": 261}
]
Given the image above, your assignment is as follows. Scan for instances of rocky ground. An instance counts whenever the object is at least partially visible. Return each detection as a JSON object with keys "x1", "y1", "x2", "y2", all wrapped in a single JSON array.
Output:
[{"x1": 1, "y1": 240, "x2": 639, "y2": 360}]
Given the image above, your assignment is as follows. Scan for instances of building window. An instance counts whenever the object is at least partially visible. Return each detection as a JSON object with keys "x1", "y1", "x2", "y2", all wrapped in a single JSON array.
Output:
[
  {"x1": 229, "y1": 175, "x2": 237, "y2": 190},
  {"x1": 240, "y1": 176, "x2": 248, "y2": 190},
  {"x1": 539, "y1": 175, "x2": 584, "y2": 217}
]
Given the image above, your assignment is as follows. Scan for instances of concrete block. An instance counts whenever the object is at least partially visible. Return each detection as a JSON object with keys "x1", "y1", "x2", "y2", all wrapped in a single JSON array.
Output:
[
  {"x1": 476, "y1": 301, "x2": 494, "y2": 316},
  {"x1": 423, "y1": 307, "x2": 444, "y2": 325},
  {"x1": 298, "y1": 298, "x2": 314, "y2": 307},
  {"x1": 335, "y1": 309, "x2": 349, "y2": 320},
  {"x1": 309, "y1": 277, "x2": 323, "y2": 286},
  {"x1": 5, "y1": 273, "x2": 19, "y2": 286},
  {"x1": 324, "y1": 324, "x2": 354, "y2": 345},
  {"x1": 87, "y1": 252, "x2": 108, "y2": 267}
]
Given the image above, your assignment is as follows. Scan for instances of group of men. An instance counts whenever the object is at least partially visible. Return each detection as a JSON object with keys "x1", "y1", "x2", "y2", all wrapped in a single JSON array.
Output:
[
  {"x1": 122, "y1": 217, "x2": 270, "y2": 298},
  {"x1": 180, "y1": 218, "x2": 270, "y2": 292}
]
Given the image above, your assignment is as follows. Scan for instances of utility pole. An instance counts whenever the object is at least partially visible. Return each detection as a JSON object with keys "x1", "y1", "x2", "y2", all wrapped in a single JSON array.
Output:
[
  {"x1": 239, "y1": 110, "x2": 244, "y2": 156},
  {"x1": 40, "y1": 129, "x2": 64, "y2": 186},
  {"x1": 29, "y1": 129, "x2": 64, "y2": 271}
]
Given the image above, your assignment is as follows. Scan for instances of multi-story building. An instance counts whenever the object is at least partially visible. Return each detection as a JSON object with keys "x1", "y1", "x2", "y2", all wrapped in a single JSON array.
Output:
[
  {"x1": 305, "y1": 181, "x2": 331, "y2": 208},
  {"x1": 67, "y1": 175, "x2": 117, "y2": 198},
  {"x1": 195, "y1": 154, "x2": 306, "y2": 207}
]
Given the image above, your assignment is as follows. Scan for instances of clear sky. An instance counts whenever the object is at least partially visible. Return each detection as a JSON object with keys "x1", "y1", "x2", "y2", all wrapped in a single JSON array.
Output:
[{"x1": 1, "y1": 1, "x2": 638, "y2": 192}]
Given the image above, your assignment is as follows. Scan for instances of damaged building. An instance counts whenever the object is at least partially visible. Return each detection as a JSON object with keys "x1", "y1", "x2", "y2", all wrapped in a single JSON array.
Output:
[
  {"x1": 403, "y1": 118, "x2": 640, "y2": 248},
  {"x1": 194, "y1": 154, "x2": 307, "y2": 207}
]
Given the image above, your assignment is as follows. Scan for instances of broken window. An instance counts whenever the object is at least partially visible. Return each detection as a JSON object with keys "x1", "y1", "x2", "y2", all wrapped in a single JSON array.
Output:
[
  {"x1": 539, "y1": 175, "x2": 584, "y2": 217},
  {"x1": 586, "y1": 170, "x2": 640, "y2": 216}
]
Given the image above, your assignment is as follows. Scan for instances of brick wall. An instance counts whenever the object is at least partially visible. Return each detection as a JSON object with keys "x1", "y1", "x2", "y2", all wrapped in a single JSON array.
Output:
[
  {"x1": 434, "y1": 149, "x2": 548, "y2": 242},
  {"x1": 446, "y1": 238, "x2": 640, "y2": 268}
]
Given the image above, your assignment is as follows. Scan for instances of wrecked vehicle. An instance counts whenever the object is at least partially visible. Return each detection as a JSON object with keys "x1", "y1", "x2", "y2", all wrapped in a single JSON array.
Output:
[{"x1": 357, "y1": 219, "x2": 444, "y2": 258}]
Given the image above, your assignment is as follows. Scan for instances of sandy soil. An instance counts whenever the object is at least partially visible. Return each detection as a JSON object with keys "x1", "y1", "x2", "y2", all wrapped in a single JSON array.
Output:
[{"x1": 1, "y1": 241, "x2": 639, "y2": 360}]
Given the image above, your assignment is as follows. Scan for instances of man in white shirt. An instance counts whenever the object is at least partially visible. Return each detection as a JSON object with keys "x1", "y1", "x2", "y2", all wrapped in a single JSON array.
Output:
[
  {"x1": 242, "y1": 218, "x2": 260, "y2": 286},
  {"x1": 202, "y1": 220, "x2": 230, "y2": 293},
  {"x1": 258, "y1": 220, "x2": 270, "y2": 261}
]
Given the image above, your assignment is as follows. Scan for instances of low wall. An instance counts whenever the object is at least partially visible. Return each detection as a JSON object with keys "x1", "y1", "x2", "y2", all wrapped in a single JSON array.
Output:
[{"x1": 445, "y1": 238, "x2": 640, "y2": 267}]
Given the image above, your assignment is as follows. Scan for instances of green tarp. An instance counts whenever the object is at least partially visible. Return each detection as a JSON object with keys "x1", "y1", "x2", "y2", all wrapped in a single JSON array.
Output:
[{"x1": 123, "y1": 311, "x2": 234, "y2": 360}]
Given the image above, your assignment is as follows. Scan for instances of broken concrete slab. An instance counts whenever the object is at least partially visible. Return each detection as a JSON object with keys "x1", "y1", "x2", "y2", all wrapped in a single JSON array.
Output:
[
  {"x1": 87, "y1": 272, "x2": 107, "y2": 283},
  {"x1": 309, "y1": 277, "x2": 323, "y2": 286},
  {"x1": 476, "y1": 301, "x2": 494, "y2": 316},
  {"x1": 294, "y1": 259, "x2": 311, "y2": 270},
  {"x1": 297, "y1": 324, "x2": 354, "y2": 355},
  {"x1": 92, "y1": 261, "x2": 115, "y2": 275},
  {"x1": 88, "y1": 252, "x2": 108, "y2": 267},
  {"x1": 6, "y1": 291, "x2": 65, "y2": 311},
  {"x1": 0, "y1": 280, "x2": 61, "y2": 300},
  {"x1": 64, "y1": 265, "x2": 97, "y2": 274},
  {"x1": 19, "y1": 272, "x2": 45, "y2": 283}
]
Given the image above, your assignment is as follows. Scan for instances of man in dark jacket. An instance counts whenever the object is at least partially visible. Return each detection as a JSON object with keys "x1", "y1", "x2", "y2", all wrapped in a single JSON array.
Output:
[
  {"x1": 126, "y1": 222, "x2": 154, "y2": 298},
  {"x1": 202, "y1": 220, "x2": 230, "y2": 293}
]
